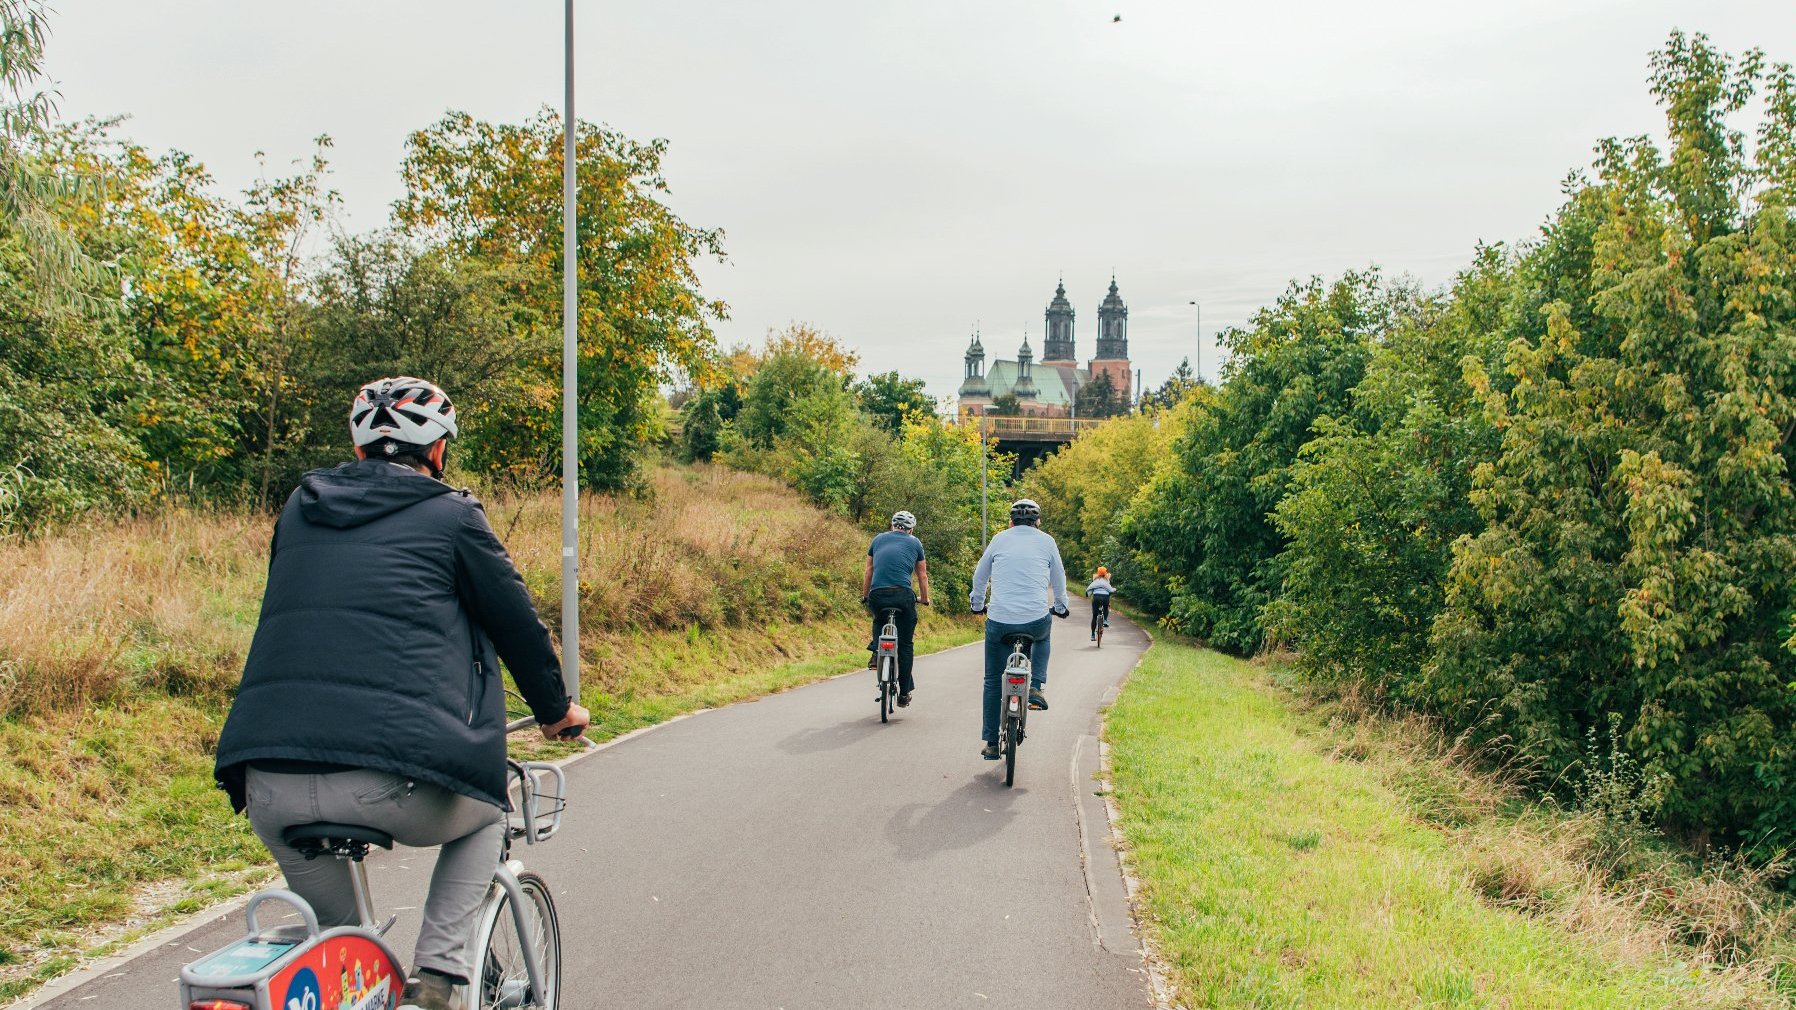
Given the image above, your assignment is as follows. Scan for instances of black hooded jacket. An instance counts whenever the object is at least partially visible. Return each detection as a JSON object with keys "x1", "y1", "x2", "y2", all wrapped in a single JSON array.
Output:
[{"x1": 214, "y1": 459, "x2": 570, "y2": 811}]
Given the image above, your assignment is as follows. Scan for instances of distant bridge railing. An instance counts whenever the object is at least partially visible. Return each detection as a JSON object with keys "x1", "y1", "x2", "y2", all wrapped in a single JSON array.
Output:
[{"x1": 964, "y1": 415, "x2": 1108, "y2": 442}]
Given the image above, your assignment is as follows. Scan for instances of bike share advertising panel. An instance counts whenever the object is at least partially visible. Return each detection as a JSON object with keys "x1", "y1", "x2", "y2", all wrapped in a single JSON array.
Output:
[{"x1": 182, "y1": 922, "x2": 402, "y2": 1010}]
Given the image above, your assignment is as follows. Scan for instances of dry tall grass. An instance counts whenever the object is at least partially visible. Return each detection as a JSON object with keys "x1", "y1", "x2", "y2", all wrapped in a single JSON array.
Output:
[
  {"x1": 0, "y1": 511, "x2": 267, "y2": 717},
  {"x1": 1298, "y1": 678, "x2": 1796, "y2": 999},
  {"x1": 0, "y1": 462, "x2": 864, "y2": 719}
]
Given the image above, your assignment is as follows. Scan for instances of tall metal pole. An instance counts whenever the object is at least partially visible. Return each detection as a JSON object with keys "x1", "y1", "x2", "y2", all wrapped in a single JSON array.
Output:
[
  {"x1": 1189, "y1": 299, "x2": 1201, "y2": 382},
  {"x1": 560, "y1": 0, "x2": 580, "y2": 700}
]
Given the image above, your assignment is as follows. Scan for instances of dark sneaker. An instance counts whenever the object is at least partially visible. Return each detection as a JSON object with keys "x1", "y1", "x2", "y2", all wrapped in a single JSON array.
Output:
[
  {"x1": 1029, "y1": 689, "x2": 1048, "y2": 711},
  {"x1": 399, "y1": 970, "x2": 459, "y2": 1010},
  {"x1": 1090, "y1": 632, "x2": 1097, "y2": 641},
  {"x1": 897, "y1": 692, "x2": 912, "y2": 708},
  {"x1": 981, "y1": 742, "x2": 1001, "y2": 760},
  {"x1": 866, "y1": 652, "x2": 877, "y2": 670}
]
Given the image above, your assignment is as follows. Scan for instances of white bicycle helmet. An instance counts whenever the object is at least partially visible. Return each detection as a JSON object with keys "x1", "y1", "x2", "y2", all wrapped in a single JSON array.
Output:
[
  {"x1": 349, "y1": 377, "x2": 458, "y2": 449},
  {"x1": 890, "y1": 510, "x2": 917, "y2": 531},
  {"x1": 1010, "y1": 498, "x2": 1041, "y2": 523}
]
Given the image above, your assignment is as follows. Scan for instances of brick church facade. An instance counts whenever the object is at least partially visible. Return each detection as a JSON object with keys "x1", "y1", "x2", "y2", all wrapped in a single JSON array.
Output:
[{"x1": 956, "y1": 277, "x2": 1133, "y2": 419}]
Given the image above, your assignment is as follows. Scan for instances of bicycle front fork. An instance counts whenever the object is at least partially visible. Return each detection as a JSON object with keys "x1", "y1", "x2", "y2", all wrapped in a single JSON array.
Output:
[{"x1": 492, "y1": 861, "x2": 547, "y2": 1000}]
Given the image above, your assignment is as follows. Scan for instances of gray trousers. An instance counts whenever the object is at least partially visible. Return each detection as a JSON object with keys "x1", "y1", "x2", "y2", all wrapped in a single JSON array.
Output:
[{"x1": 245, "y1": 766, "x2": 505, "y2": 981}]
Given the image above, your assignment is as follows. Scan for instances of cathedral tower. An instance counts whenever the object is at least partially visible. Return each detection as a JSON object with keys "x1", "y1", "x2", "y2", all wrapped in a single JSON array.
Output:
[
  {"x1": 1094, "y1": 277, "x2": 1128, "y2": 360},
  {"x1": 1042, "y1": 279, "x2": 1075, "y2": 363},
  {"x1": 1013, "y1": 336, "x2": 1038, "y2": 400},
  {"x1": 958, "y1": 330, "x2": 989, "y2": 398}
]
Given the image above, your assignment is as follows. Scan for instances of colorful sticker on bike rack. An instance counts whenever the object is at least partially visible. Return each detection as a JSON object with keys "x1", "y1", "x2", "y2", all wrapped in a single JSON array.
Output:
[{"x1": 271, "y1": 936, "x2": 398, "y2": 1010}]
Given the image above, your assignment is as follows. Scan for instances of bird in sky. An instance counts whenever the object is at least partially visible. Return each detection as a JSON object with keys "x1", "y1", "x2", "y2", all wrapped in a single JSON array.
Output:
[{"x1": 1113, "y1": 14, "x2": 1123, "y2": 22}]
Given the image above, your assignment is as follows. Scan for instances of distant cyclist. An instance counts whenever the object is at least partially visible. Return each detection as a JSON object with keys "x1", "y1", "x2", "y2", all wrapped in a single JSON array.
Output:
[
  {"x1": 214, "y1": 377, "x2": 590, "y2": 1010},
  {"x1": 864, "y1": 509, "x2": 931, "y2": 707},
  {"x1": 968, "y1": 498, "x2": 1069, "y2": 760},
  {"x1": 1087, "y1": 566, "x2": 1115, "y2": 641}
]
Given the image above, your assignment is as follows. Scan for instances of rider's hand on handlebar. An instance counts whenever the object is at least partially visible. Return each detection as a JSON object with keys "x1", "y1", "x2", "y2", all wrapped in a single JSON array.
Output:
[
  {"x1": 540, "y1": 702, "x2": 591, "y2": 740},
  {"x1": 1051, "y1": 605, "x2": 1070, "y2": 619}
]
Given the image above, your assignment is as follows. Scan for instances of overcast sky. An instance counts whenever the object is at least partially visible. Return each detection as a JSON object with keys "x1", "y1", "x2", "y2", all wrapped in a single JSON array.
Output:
[{"x1": 47, "y1": 0, "x2": 1796, "y2": 402}]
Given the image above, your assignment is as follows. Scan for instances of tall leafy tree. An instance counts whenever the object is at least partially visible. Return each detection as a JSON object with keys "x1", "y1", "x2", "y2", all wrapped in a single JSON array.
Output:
[
  {"x1": 396, "y1": 109, "x2": 727, "y2": 489},
  {"x1": 1269, "y1": 251, "x2": 1509, "y2": 696},
  {"x1": 1073, "y1": 371, "x2": 1126, "y2": 418},
  {"x1": 1127, "y1": 271, "x2": 1397, "y2": 653},
  {"x1": 1429, "y1": 35, "x2": 1796, "y2": 846},
  {"x1": 856, "y1": 371, "x2": 934, "y2": 431}
]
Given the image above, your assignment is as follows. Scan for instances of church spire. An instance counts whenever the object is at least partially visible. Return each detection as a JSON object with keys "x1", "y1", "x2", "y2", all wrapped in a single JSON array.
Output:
[
  {"x1": 1096, "y1": 276, "x2": 1129, "y2": 360},
  {"x1": 1013, "y1": 331, "x2": 1037, "y2": 399},
  {"x1": 958, "y1": 326, "x2": 990, "y2": 397},
  {"x1": 1043, "y1": 275, "x2": 1076, "y2": 363}
]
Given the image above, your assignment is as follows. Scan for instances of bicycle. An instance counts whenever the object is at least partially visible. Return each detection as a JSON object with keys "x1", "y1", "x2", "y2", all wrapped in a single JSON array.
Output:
[
  {"x1": 180, "y1": 717, "x2": 581, "y2": 1010},
  {"x1": 996, "y1": 632, "x2": 1036, "y2": 787},
  {"x1": 1091, "y1": 593, "x2": 1111, "y2": 649},
  {"x1": 874, "y1": 608, "x2": 900, "y2": 722}
]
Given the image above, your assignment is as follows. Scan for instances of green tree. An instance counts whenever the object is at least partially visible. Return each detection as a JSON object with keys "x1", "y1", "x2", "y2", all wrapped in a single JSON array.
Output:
[
  {"x1": 1428, "y1": 35, "x2": 1796, "y2": 846},
  {"x1": 734, "y1": 348, "x2": 854, "y2": 450},
  {"x1": 0, "y1": 0, "x2": 95, "y2": 293},
  {"x1": 395, "y1": 109, "x2": 727, "y2": 489},
  {"x1": 1142, "y1": 357, "x2": 1201, "y2": 410},
  {"x1": 676, "y1": 380, "x2": 741, "y2": 463},
  {"x1": 855, "y1": 370, "x2": 933, "y2": 431},
  {"x1": 1023, "y1": 405, "x2": 1187, "y2": 580},
  {"x1": 301, "y1": 234, "x2": 555, "y2": 485},
  {"x1": 1073, "y1": 371, "x2": 1126, "y2": 418},
  {"x1": 1267, "y1": 248, "x2": 1510, "y2": 697},
  {"x1": 1127, "y1": 271, "x2": 1397, "y2": 653}
]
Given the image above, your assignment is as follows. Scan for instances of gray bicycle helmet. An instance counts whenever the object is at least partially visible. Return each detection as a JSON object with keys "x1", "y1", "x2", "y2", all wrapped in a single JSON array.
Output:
[
  {"x1": 1010, "y1": 498, "x2": 1041, "y2": 523},
  {"x1": 890, "y1": 510, "x2": 917, "y2": 531}
]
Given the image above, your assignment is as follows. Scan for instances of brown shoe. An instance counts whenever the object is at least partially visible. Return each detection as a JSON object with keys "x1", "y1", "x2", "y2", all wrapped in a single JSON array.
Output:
[{"x1": 399, "y1": 971, "x2": 459, "y2": 1010}]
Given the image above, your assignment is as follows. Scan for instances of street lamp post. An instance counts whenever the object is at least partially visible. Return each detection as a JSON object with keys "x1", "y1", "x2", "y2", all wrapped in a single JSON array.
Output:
[
  {"x1": 560, "y1": 0, "x2": 580, "y2": 700},
  {"x1": 1188, "y1": 299, "x2": 1201, "y2": 382}
]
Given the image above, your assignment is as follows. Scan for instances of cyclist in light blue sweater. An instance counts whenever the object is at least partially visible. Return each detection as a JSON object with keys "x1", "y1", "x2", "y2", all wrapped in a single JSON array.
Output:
[{"x1": 968, "y1": 499, "x2": 1069, "y2": 760}]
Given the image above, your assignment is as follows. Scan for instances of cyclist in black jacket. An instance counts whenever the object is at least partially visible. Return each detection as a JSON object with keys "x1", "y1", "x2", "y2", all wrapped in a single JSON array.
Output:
[{"x1": 214, "y1": 377, "x2": 589, "y2": 1010}]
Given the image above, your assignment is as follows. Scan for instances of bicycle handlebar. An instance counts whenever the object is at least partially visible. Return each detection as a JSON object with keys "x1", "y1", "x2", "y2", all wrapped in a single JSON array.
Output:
[{"x1": 507, "y1": 715, "x2": 590, "y2": 740}]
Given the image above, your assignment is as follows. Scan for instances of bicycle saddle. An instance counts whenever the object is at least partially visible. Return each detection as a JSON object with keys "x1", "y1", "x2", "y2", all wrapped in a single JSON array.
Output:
[
  {"x1": 282, "y1": 822, "x2": 395, "y2": 859},
  {"x1": 1001, "y1": 632, "x2": 1035, "y2": 648}
]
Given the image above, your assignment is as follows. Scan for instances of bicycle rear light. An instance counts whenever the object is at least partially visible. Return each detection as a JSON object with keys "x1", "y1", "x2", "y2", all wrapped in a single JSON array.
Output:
[
  {"x1": 191, "y1": 1000, "x2": 252, "y2": 1010},
  {"x1": 1008, "y1": 675, "x2": 1026, "y2": 684}
]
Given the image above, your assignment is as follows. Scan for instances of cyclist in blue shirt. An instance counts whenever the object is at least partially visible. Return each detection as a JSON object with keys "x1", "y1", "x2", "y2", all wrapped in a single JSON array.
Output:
[{"x1": 864, "y1": 510, "x2": 932, "y2": 706}]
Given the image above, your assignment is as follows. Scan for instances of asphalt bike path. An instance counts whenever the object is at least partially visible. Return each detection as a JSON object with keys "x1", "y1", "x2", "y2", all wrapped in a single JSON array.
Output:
[{"x1": 36, "y1": 612, "x2": 1152, "y2": 1010}]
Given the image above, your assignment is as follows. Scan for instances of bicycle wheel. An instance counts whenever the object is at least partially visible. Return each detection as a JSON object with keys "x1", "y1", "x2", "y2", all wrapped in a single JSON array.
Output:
[
  {"x1": 470, "y1": 871, "x2": 561, "y2": 1010},
  {"x1": 879, "y1": 658, "x2": 891, "y2": 722},
  {"x1": 1096, "y1": 621, "x2": 1104, "y2": 648},
  {"x1": 1003, "y1": 716, "x2": 1019, "y2": 786}
]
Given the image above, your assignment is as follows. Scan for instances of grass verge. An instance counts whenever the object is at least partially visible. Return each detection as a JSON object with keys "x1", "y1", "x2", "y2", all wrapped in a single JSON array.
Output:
[{"x1": 1105, "y1": 637, "x2": 1795, "y2": 1009}]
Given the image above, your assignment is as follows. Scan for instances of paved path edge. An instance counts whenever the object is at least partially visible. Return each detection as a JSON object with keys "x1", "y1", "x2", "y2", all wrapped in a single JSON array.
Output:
[{"x1": 1092, "y1": 617, "x2": 1181, "y2": 1010}]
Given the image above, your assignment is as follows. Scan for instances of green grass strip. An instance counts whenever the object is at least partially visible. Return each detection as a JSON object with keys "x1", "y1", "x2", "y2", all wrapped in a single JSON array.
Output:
[{"x1": 1105, "y1": 639, "x2": 1779, "y2": 1009}]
